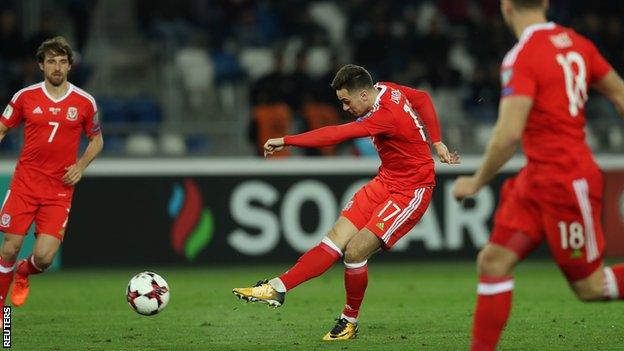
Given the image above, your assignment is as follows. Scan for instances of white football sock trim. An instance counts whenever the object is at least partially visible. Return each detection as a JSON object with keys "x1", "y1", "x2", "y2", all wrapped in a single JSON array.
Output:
[
  {"x1": 321, "y1": 237, "x2": 343, "y2": 256},
  {"x1": 0, "y1": 264, "x2": 14, "y2": 273},
  {"x1": 477, "y1": 280, "x2": 514, "y2": 295},
  {"x1": 340, "y1": 313, "x2": 357, "y2": 324},
  {"x1": 30, "y1": 256, "x2": 43, "y2": 272},
  {"x1": 269, "y1": 278, "x2": 287, "y2": 293},
  {"x1": 344, "y1": 260, "x2": 367, "y2": 269},
  {"x1": 603, "y1": 267, "x2": 619, "y2": 300}
]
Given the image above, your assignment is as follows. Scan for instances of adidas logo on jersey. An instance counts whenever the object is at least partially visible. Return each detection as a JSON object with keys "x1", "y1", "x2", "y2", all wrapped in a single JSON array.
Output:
[{"x1": 32, "y1": 106, "x2": 43, "y2": 114}]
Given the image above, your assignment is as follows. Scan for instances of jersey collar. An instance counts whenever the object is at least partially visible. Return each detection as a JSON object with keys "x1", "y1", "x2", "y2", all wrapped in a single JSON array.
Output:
[
  {"x1": 520, "y1": 22, "x2": 556, "y2": 42},
  {"x1": 41, "y1": 81, "x2": 74, "y2": 103},
  {"x1": 360, "y1": 83, "x2": 388, "y2": 119}
]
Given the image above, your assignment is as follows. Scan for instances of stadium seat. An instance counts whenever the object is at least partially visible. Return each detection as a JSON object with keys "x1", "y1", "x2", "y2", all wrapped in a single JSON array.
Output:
[
  {"x1": 125, "y1": 133, "x2": 158, "y2": 156},
  {"x1": 96, "y1": 96, "x2": 130, "y2": 124},
  {"x1": 239, "y1": 48, "x2": 275, "y2": 80},
  {"x1": 212, "y1": 52, "x2": 246, "y2": 84},
  {"x1": 159, "y1": 133, "x2": 187, "y2": 156},
  {"x1": 126, "y1": 96, "x2": 162, "y2": 125},
  {"x1": 175, "y1": 47, "x2": 215, "y2": 109},
  {"x1": 306, "y1": 46, "x2": 331, "y2": 78}
]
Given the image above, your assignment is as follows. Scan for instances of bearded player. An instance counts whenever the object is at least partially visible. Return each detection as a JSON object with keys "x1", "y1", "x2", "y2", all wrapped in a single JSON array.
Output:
[{"x1": 0, "y1": 36, "x2": 103, "y2": 309}]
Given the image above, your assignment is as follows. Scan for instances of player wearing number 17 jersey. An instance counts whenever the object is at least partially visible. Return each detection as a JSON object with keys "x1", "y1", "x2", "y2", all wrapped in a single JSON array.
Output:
[
  {"x1": 452, "y1": 1, "x2": 624, "y2": 350},
  {"x1": 233, "y1": 64, "x2": 459, "y2": 340},
  {"x1": 0, "y1": 37, "x2": 103, "y2": 312}
]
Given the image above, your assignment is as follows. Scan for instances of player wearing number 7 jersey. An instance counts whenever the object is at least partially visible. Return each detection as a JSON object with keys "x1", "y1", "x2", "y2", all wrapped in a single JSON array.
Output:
[
  {"x1": 0, "y1": 37, "x2": 103, "y2": 312},
  {"x1": 233, "y1": 64, "x2": 460, "y2": 340},
  {"x1": 452, "y1": 1, "x2": 624, "y2": 350}
]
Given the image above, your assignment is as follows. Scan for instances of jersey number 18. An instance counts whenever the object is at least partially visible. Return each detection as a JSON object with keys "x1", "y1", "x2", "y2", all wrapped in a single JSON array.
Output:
[{"x1": 556, "y1": 51, "x2": 588, "y2": 117}]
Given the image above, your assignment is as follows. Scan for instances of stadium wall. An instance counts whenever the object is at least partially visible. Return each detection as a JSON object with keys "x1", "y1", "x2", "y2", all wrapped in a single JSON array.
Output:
[{"x1": 0, "y1": 156, "x2": 622, "y2": 267}]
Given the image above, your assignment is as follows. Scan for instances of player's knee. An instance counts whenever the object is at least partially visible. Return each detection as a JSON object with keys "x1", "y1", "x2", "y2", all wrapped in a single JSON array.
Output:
[
  {"x1": 477, "y1": 249, "x2": 513, "y2": 276},
  {"x1": 343, "y1": 245, "x2": 365, "y2": 264},
  {"x1": 0, "y1": 241, "x2": 22, "y2": 261},
  {"x1": 32, "y1": 251, "x2": 55, "y2": 270},
  {"x1": 572, "y1": 282, "x2": 604, "y2": 302}
]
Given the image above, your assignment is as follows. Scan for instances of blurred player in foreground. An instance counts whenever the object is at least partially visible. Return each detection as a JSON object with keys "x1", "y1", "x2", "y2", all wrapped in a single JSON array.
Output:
[
  {"x1": 452, "y1": 1, "x2": 624, "y2": 350},
  {"x1": 234, "y1": 64, "x2": 459, "y2": 340},
  {"x1": 0, "y1": 37, "x2": 103, "y2": 310}
]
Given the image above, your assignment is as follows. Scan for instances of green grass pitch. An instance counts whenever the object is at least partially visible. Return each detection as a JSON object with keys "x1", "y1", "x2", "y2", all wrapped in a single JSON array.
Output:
[{"x1": 10, "y1": 261, "x2": 624, "y2": 350}]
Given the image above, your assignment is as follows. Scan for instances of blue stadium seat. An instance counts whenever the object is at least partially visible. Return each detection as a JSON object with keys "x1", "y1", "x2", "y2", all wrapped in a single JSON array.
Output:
[
  {"x1": 96, "y1": 96, "x2": 130, "y2": 124},
  {"x1": 126, "y1": 96, "x2": 162, "y2": 124}
]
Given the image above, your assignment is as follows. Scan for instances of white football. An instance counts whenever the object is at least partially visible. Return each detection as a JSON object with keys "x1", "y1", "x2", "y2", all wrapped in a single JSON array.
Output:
[{"x1": 126, "y1": 271, "x2": 170, "y2": 316}]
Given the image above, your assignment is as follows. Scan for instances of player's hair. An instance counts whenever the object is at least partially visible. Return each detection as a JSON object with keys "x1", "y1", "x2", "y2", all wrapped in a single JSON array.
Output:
[
  {"x1": 330, "y1": 64, "x2": 374, "y2": 92},
  {"x1": 509, "y1": 0, "x2": 545, "y2": 9},
  {"x1": 36, "y1": 36, "x2": 74, "y2": 64}
]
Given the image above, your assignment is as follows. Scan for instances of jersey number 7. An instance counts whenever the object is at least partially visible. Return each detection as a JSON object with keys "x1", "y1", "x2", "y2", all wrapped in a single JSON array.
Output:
[{"x1": 48, "y1": 121, "x2": 59, "y2": 143}]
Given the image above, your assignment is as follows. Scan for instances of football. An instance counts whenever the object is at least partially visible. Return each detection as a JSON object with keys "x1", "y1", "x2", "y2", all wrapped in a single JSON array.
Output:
[{"x1": 126, "y1": 271, "x2": 170, "y2": 316}]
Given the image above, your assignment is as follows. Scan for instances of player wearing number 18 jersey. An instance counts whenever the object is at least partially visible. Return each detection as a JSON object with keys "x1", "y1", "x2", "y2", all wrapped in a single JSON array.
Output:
[
  {"x1": 0, "y1": 37, "x2": 103, "y2": 311},
  {"x1": 233, "y1": 64, "x2": 459, "y2": 340},
  {"x1": 452, "y1": 1, "x2": 624, "y2": 350}
]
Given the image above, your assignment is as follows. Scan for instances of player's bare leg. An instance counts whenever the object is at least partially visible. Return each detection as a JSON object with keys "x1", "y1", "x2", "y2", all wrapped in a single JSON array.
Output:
[
  {"x1": 471, "y1": 243, "x2": 519, "y2": 351},
  {"x1": 0, "y1": 234, "x2": 24, "y2": 309},
  {"x1": 323, "y1": 229, "x2": 380, "y2": 341},
  {"x1": 571, "y1": 263, "x2": 624, "y2": 301},
  {"x1": 11, "y1": 234, "x2": 60, "y2": 307},
  {"x1": 232, "y1": 216, "x2": 358, "y2": 307}
]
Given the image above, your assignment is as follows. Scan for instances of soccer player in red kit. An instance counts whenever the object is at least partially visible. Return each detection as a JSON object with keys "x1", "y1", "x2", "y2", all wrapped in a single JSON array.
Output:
[
  {"x1": 0, "y1": 37, "x2": 103, "y2": 309},
  {"x1": 452, "y1": 1, "x2": 624, "y2": 350},
  {"x1": 233, "y1": 64, "x2": 459, "y2": 340}
]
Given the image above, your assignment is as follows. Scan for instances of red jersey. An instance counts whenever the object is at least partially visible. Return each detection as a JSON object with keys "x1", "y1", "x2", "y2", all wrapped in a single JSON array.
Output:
[
  {"x1": 284, "y1": 81, "x2": 441, "y2": 194},
  {"x1": 1, "y1": 82, "x2": 101, "y2": 199},
  {"x1": 501, "y1": 23, "x2": 612, "y2": 174}
]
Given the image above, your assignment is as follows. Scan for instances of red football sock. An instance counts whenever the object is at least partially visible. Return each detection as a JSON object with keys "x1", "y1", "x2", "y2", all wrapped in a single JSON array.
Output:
[
  {"x1": 0, "y1": 257, "x2": 15, "y2": 307},
  {"x1": 603, "y1": 264, "x2": 624, "y2": 299},
  {"x1": 471, "y1": 275, "x2": 513, "y2": 351},
  {"x1": 279, "y1": 238, "x2": 342, "y2": 291},
  {"x1": 16, "y1": 255, "x2": 43, "y2": 277},
  {"x1": 341, "y1": 260, "x2": 368, "y2": 320}
]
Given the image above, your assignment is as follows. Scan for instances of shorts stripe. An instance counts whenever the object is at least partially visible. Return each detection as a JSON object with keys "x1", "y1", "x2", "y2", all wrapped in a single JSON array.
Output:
[
  {"x1": 382, "y1": 188, "x2": 425, "y2": 243},
  {"x1": 572, "y1": 178, "x2": 599, "y2": 262},
  {"x1": 0, "y1": 189, "x2": 10, "y2": 212}
]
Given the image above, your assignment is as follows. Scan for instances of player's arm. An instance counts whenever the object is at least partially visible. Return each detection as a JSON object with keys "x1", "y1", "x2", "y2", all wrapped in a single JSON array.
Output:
[
  {"x1": 400, "y1": 85, "x2": 459, "y2": 164},
  {"x1": 592, "y1": 70, "x2": 624, "y2": 117},
  {"x1": 0, "y1": 121, "x2": 8, "y2": 143},
  {"x1": 452, "y1": 96, "x2": 532, "y2": 200},
  {"x1": 399, "y1": 86, "x2": 441, "y2": 142},
  {"x1": 264, "y1": 122, "x2": 369, "y2": 157},
  {"x1": 62, "y1": 133, "x2": 104, "y2": 185}
]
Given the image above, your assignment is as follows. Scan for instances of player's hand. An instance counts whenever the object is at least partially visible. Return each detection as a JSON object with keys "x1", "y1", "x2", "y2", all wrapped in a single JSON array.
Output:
[
  {"x1": 62, "y1": 163, "x2": 85, "y2": 185},
  {"x1": 433, "y1": 142, "x2": 460, "y2": 164},
  {"x1": 263, "y1": 137, "x2": 285, "y2": 157},
  {"x1": 452, "y1": 176, "x2": 480, "y2": 201}
]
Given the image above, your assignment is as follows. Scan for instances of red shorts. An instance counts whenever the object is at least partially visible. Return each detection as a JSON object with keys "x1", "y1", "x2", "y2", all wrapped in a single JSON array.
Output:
[
  {"x1": 341, "y1": 177, "x2": 432, "y2": 249},
  {"x1": 0, "y1": 190, "x2": 71, "y2": 240},
  {"x1": 491, "y1": 172, "x2": 604, "y2": 281}
]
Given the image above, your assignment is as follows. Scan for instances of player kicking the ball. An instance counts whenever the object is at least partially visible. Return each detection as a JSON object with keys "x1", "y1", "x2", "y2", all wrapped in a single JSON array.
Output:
[
  {"x1": 0, "y1": 37, "x2": 103, "y2": 310},
  {"x1": 233, "y1": 64, "x2": 459, "y2": 340},
  {"x1": 452, "y1": 1, "x2": 624, "y2": 350}
]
